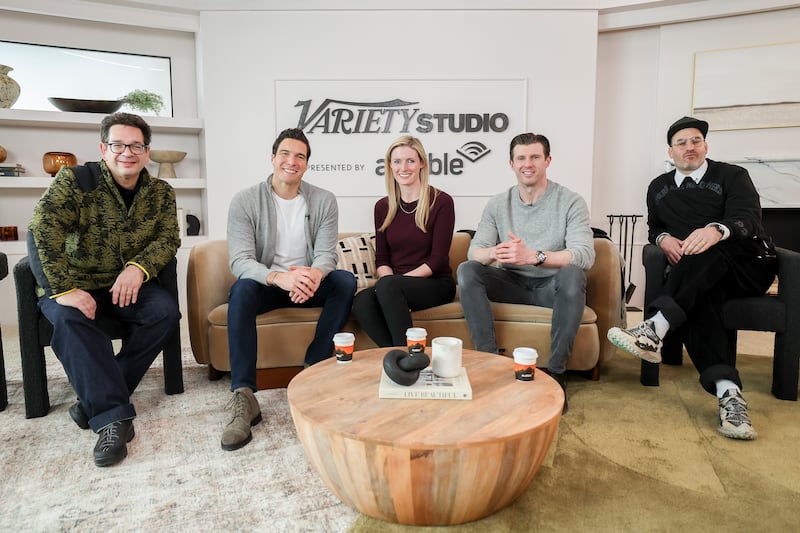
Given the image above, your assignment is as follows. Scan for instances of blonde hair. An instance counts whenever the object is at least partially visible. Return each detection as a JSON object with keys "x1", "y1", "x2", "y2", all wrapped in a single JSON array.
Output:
[{"x1": 379, "y1": 135, "x2": 439, "y2": 233}]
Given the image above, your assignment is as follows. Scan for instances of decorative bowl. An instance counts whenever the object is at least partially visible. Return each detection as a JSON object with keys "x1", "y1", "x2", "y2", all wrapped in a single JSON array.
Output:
[
  {"x1": 149, "y1": 150, "x2": 187, "y2": 179},
  {"x1": 42, "y1": 151, "x2": 78, "y2": 177},
  {"x1": 149, "y1": 150, "x2": 188, "y2": 164},
  {"x1": 48, "y1": 97, "x2": 123, "y2": 114}
]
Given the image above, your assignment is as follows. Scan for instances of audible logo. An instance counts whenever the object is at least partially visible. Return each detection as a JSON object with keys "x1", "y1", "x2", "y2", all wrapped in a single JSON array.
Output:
[{"x1": 374, "y1": 141, "x2": 492, "y2": 176}]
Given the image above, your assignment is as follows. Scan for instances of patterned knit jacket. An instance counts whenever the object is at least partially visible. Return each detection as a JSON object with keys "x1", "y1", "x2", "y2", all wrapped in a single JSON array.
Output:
[{"x1": 30, "y1": 160, "x2": 180, "y2": 297}]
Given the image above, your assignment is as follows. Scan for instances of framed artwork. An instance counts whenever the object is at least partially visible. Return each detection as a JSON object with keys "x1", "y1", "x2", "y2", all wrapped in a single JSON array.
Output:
[{"x1": 692, "y1": 41, "x2": 800, "y2": 131}]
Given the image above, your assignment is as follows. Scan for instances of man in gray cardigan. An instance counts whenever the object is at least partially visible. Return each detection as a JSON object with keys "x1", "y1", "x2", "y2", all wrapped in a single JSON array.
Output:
[
  {"x1": 458, "y1": 133, "x2": 595, "y2": 413},
  {"x1": 222, "y1": 128, "x2": 356, "y2": 451}
]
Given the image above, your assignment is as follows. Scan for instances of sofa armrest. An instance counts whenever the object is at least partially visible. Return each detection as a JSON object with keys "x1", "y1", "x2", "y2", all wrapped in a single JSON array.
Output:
[
  {"x1": 187, "y1": 240, "x2": 236, "y2": 364},
  {"x1": 586, "y1": 237, "x2": 624, "y2": 364}
]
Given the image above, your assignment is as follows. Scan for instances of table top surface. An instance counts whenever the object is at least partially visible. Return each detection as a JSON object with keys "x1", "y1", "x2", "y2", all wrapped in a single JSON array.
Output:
[{"x1": 287, "y1": 347, "x2": 564, "y2": 448}]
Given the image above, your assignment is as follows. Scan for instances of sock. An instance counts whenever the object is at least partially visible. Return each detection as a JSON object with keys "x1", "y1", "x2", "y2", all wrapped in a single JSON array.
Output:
[
  {"x1": 648, "y1": 311, "x2": 670, "y2": 339},
  {"x1": 715, "y1": 380, "x2": 740, "y2": 398}
]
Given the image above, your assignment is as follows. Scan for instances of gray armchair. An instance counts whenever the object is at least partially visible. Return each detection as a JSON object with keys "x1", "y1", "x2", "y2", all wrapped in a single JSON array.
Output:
[{"x1": 639, "y1": 244, "x2": 800, "y2": 401}]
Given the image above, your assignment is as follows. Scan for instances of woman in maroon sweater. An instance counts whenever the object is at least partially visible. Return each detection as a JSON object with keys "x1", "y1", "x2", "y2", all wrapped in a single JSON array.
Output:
[{"x1": 352, "y1": 136, "x2": 456, "y2": 347}]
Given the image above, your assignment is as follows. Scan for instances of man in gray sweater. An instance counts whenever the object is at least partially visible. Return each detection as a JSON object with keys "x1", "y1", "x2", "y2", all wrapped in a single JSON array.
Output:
[
  {"x1": 222, "y1": 128, "x2": 356, "y2": 451},
  {"x1": 458, "y1": 133, "x2": 595, "y2": 413}
]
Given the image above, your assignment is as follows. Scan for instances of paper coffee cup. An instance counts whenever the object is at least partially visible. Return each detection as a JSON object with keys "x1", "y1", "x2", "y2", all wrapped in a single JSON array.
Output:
[
  {"x1": 513, "y1": 347, "x2": 538, "y2": 381},
  {"x1": 432, "y1": 337, "x2": 463, "y2": 378},
  {"x1": 333, "y1": 332, "x2": 355, "y2": 364},
  {"x1": 406, "y1": 327, "x2": 427, "y2": 354}
]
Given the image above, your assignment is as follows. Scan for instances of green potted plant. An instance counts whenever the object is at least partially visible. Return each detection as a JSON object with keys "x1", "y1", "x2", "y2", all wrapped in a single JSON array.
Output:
[{"x1": 119, "y1": 89, "x2": 164, "y2": 115}]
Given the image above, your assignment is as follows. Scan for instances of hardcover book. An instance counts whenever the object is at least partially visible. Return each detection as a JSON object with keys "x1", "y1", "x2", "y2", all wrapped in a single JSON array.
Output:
[{"x1": 379, "y1": 367, "x2": 473, "y2": 400}]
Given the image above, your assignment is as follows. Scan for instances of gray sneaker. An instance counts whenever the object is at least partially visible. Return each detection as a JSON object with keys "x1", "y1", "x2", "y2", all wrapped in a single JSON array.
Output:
[
  {"x1": 607, "y1": 320, "x2": 663, "y2": 363},
  {"x1": 221, "y1": 387, "x2": 262, "y2": 451},
  {"x1": 718, "y1": 389, "x2": 757, "y2": 440}
]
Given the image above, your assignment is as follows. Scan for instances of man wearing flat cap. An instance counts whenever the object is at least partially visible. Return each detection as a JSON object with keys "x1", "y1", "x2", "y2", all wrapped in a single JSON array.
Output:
[{"x1": 608, "y1": 116, "x2": 777, "y2": 440}]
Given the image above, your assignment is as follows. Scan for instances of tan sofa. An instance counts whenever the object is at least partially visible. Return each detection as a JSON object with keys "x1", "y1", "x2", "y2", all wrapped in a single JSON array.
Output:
[{"x1": 187, "y1": 232, "x2": 624, "y2": 388}]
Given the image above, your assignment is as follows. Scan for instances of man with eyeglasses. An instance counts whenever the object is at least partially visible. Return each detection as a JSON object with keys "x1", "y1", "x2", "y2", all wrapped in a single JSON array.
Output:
[
  {"x1": 608, "y1": 116, "x2": 777, "y2": 440},
  {"x1": 29, "y1": 112, "x2": 180, "y2": 466}
]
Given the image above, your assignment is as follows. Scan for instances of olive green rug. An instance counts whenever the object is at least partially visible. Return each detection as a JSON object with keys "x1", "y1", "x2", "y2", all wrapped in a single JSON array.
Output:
[{"x1": 350, "y1": 350, "x2": 800, "y2": 532}]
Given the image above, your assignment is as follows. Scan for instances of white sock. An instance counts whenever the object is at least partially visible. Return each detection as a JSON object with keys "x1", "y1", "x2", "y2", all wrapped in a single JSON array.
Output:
[
  {"x1": 716, "y1": 380, "x2": 740, "y2": 398},
  {"x1": 648, "y1": 311, "x2": 670, "y2": 339}
]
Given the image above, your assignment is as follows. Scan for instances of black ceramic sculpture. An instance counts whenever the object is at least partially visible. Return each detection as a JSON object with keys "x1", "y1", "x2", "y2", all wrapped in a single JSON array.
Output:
[{"x1": 383, "y1": 349, "x2": 430, "y2": 386}]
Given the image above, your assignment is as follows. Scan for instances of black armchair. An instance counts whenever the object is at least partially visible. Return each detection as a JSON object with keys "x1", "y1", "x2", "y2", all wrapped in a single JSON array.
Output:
[
  {"x1": 0, "y1": 251, "x2": 8, "y2": 411},
  {"x1": 639, "y1": 243, "x2": 800, "y2": 401},
  {"x1": 13, "y1": 253, "x2": 184, "y2": 418}
]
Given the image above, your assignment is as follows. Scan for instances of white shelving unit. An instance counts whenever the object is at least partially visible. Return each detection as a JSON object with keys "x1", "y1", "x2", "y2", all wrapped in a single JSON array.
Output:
[{"x1": 0, "y1": 108, "x2": 207, "y2": 255}]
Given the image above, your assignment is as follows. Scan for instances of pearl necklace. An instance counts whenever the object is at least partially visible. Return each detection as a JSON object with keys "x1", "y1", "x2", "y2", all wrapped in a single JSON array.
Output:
[{"x1": 398, "y1": 199, "x2": 418, "y2": 215}]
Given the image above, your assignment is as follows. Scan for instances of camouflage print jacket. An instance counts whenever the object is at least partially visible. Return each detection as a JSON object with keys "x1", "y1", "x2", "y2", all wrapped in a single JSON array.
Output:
[{"x1": 30, "y1": 160, "x2": 180, "y2": 297}]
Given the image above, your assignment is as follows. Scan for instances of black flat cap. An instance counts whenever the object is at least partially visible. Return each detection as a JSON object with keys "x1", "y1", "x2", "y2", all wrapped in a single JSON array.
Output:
[{"x1": 667, "y1": 116, "x2": 709, "y2": 145}]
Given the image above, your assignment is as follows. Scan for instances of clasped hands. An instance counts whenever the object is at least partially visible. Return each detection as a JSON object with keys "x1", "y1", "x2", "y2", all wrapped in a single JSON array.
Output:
[
  {"x1": 56, "y1": 264, "x2": 145, "y2": 319},
  {"x1": 659, "y1": 226, "x2": 722, "y2": 265},
  {"x1": 494, "y1": 232, "x2": 533, "y2": 265},
  {"x1": 271, "y1": 266, "x2": 323, "y2": 304}
]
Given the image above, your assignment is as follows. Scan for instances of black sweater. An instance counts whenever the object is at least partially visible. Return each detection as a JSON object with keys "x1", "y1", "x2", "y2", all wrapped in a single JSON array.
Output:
[{"x1": 646, "y1": 159, "x2": 767, "y2": 244}]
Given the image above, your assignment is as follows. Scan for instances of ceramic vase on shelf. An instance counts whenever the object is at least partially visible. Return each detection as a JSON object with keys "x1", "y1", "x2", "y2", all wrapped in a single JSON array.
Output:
[
  {"x1": 0, "y1": 65, "x2": 21, "y2": 109},
  {"x1": 42, "y1": 152, "x2": 78, "y2": 177}
]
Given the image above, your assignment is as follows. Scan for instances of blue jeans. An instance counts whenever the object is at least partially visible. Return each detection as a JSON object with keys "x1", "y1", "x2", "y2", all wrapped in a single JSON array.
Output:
[
  {"x1": 38, "y1": 282, "x2": 179, "y2": 431},
  {"x1": 457, "y1": 261, "x2": 586, "y2": 374},
  {"x1": 227, "y1": 269, "x2": 356, "y2": 391}
]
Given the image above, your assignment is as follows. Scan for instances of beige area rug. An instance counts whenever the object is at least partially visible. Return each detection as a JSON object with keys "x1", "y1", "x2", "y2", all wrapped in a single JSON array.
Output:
[
  {"x1": 0, "y1": 325, "x2": 358, "y2": 532},
  {"x1": 2, "y1": 322, "x2": 798, "y2": 532}
]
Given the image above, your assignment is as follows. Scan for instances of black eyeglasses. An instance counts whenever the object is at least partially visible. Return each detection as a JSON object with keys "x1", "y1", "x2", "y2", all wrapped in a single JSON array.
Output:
[{"x1": 106, "y1": 142, "x2": 148, "y2": 155}]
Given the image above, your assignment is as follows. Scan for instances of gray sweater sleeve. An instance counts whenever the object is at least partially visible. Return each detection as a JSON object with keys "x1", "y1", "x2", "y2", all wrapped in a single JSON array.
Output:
[{"x1": 227, "y1": 182, "x2": 273, "y2": 284}]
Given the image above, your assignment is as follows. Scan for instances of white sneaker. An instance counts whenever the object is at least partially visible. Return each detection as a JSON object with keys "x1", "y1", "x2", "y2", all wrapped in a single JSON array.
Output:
[
  {"x1": 607, "y1": 320, "x2": 663, "y2": 363},
  {"x1": 718, "y1": 389, "x2": 757, "y2": 440}
]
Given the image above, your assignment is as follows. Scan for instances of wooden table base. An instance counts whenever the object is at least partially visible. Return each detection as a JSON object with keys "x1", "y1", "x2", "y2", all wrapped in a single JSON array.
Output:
[{"x1": 288, "y1": 348, "x2": 563, "y2": 526}]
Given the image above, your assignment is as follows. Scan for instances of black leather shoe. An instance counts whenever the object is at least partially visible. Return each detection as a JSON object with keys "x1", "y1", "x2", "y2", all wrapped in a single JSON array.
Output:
[
  {"x1": 93, "y1": 420, "x2": 135, "y2": 467},
  {"x1": 69, "y1": 402, "x2": 90, "y2": 430}
]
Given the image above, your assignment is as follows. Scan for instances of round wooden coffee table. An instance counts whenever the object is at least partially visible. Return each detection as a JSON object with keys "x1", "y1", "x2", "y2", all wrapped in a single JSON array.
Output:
[{"x1": 287, "y1": 348, "x2": 563, "y2": 526}]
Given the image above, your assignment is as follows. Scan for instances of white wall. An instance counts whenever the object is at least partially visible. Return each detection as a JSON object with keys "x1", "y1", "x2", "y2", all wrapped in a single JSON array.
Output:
[
  {"x1": 3, "y1": 2, "x2": 799, "y2": 324},
  {"x1": 199, "y1": 9, "x2": 599, "y2": 238},
  {"x1": 592, "y1": 6, "x2": 800, "y2": 307}
]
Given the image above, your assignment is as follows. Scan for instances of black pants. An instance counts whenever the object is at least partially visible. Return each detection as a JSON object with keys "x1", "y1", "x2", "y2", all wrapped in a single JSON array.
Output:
[
  {"x1": 646, "y1": 240, "x2": 776, "y2": 395},
  {"x1": 352, "y1": 274, "x2": 456, "y2": 347}
]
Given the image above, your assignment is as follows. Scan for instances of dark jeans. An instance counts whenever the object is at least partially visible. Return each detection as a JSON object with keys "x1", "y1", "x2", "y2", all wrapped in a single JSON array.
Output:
[
  {"x1": 457, "y1": 261, "x2": 586, "y2": 374},
  {"x1": 646, "y1": 241, "x2": 776, "y2": 394},
  {"x1": 38, "y1": 282, "x2": 179, "y2": 432},
  {"x1": 352, "y1": 275, "x2": 456, "y2": 347},
  {"x1": 227, "y1": 269, "x2": 356, "y2": 391}
]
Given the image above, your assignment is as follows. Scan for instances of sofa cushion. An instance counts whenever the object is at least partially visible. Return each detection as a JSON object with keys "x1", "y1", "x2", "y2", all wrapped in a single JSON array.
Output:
[{"x1": 336, "y1": 233, "x2": 377, "y2": 289}]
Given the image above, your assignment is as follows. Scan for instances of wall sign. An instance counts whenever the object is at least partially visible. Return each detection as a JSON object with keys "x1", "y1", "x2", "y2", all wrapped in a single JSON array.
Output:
[{"x1": 275, "y1": 79, "x2": 526, "y2": 196}]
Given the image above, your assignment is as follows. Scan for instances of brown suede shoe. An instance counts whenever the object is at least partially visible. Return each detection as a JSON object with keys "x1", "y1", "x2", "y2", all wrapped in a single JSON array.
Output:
[{"x1": 221, "y1": 387, "x2": 262, "y2": 451}]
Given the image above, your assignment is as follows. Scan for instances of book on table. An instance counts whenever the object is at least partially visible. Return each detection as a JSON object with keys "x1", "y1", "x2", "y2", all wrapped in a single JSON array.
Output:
[{"x1": 379, "y1": 367, "x2": 473, "y2": 400}]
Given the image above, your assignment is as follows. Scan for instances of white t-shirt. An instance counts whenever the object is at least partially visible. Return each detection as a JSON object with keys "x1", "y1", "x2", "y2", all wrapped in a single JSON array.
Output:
[{"x1": 271, "y1": 192, "x2": 308, "y2": 271}]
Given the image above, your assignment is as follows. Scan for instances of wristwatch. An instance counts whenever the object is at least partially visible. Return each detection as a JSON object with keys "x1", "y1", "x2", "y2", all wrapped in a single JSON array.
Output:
[{"x1": 534, "y1": 250, "x2": 547, "y2": 266}]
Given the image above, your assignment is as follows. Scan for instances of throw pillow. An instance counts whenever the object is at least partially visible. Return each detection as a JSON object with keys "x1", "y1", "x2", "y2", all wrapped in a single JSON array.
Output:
[{"x1": 336, "y1": 233, "x2": 377, "y2": 289}]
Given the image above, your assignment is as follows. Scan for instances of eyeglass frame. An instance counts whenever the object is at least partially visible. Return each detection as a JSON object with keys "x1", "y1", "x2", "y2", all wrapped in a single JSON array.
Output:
[
  {"x1": 671, "y1": 136, "x2": 706, "y2": 148},
  {"x1": 105, "y1": 142, "x2": 149, "y2": 155}
]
